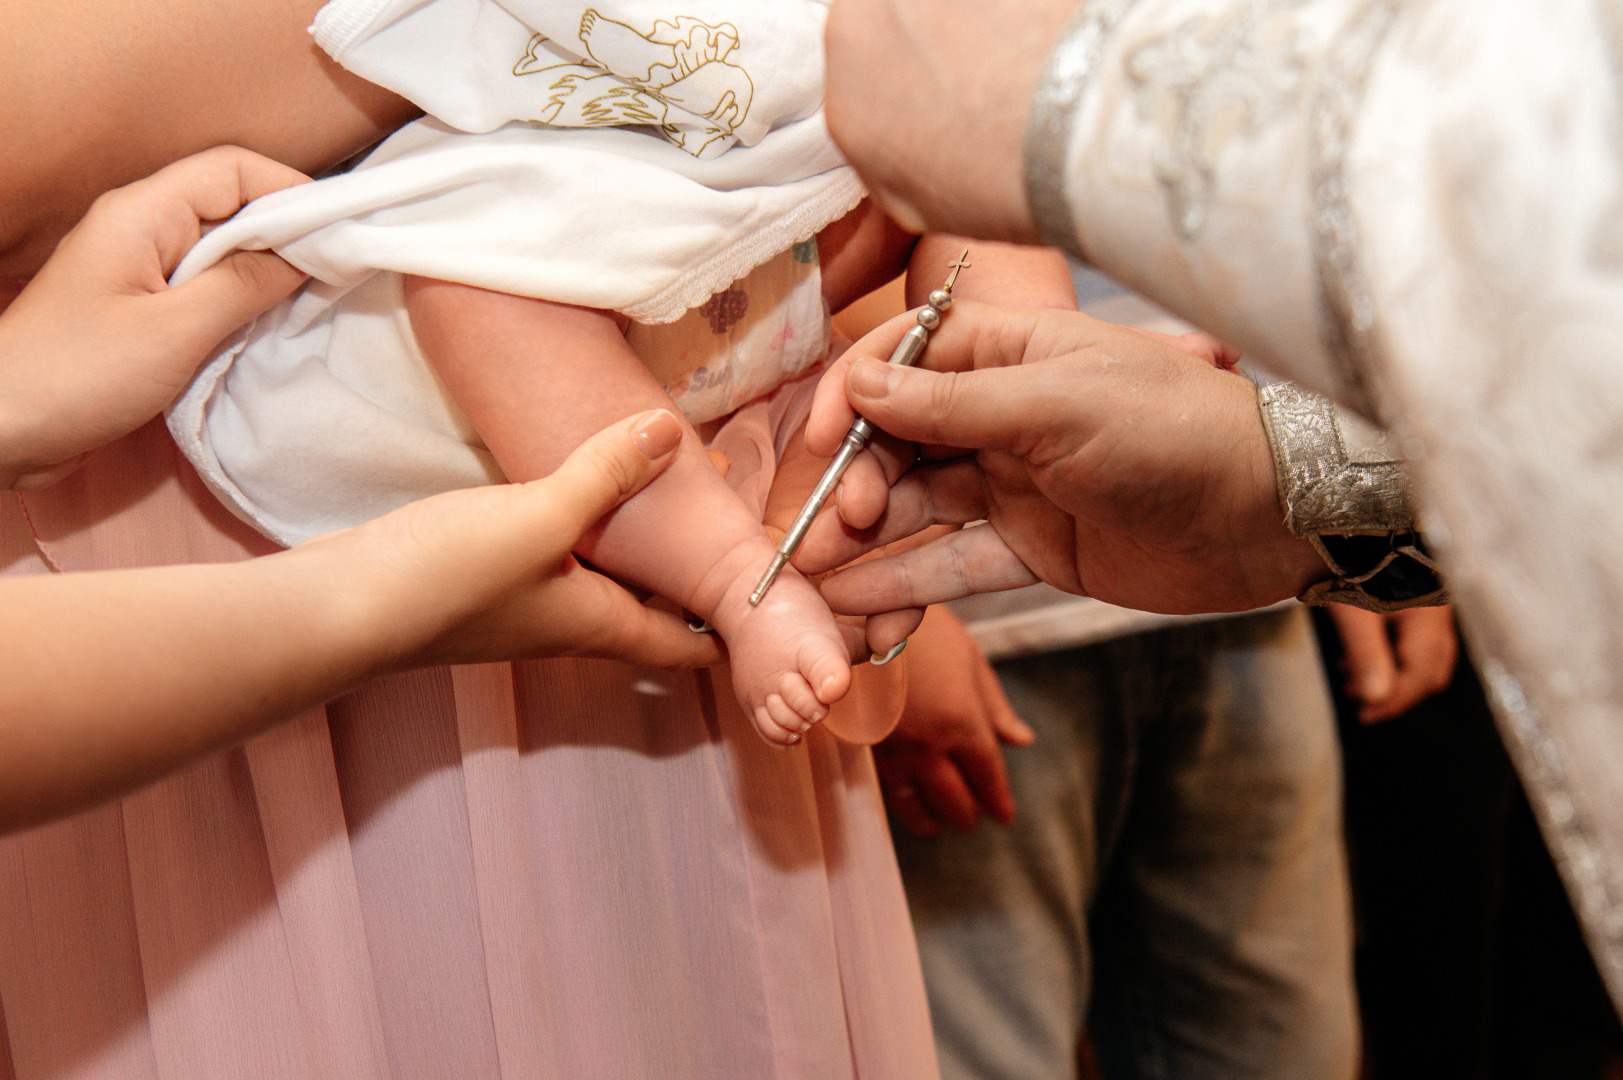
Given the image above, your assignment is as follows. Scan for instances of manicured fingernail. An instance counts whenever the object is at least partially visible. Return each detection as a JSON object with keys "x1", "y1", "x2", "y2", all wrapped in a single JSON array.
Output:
[
  {"x1": 631, "y1": 409, "x2": 682, "y2": 459},
  {"x1": 870, "y1": 639, "x2": 908, "y2": 666},
  {"x1": 848, "y1": 358, "x2": 900, "y2": 399}
]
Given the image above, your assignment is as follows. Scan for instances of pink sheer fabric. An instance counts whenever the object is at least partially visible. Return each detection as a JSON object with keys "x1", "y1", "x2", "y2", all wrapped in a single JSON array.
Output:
[{"x1": 0, "y1": 420, "x2": 936, "y2": 1080}]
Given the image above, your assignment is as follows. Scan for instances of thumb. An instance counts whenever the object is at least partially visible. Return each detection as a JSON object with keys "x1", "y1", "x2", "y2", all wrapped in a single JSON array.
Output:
[
  {"x1": 1331, "y1": 605, "x2": 1396, "y2": 703},
  {"x1": 521, "y1": 409, "x2": 685, "y2": 544},
  {"x1": 843, "y1": 356, "x2": 1074, "y2": 453},
  {"x1": 155, "y1": 248, "x2": 308, "y2": 359}
]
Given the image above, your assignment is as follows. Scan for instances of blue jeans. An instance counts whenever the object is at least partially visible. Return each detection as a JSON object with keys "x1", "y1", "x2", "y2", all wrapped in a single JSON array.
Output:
[{"x1": 896, "y1": 606, "x2": 1357, "y2": 1080}]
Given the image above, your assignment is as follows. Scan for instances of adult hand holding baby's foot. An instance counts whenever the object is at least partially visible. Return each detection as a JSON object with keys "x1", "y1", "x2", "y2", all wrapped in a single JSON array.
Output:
[{"x1": 323, "y1": 408, "x2": 725, "y2": 672}]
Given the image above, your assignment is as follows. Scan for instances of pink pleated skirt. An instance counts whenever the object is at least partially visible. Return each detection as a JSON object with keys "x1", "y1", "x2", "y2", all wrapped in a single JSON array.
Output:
[{"x1": 0, "y1": 421, "x2": 936, "y2": 1080}]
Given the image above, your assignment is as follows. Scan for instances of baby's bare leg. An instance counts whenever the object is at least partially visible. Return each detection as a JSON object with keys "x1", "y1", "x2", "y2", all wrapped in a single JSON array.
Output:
[{"x1": 405, "y1": 277, "x2": 851, "y2": 742}]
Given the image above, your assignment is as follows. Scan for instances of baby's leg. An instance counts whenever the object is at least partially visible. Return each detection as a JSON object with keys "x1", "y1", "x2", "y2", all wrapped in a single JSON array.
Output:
[{"x1": 404, "y1": 277, "x2": 851, "y2": 743}]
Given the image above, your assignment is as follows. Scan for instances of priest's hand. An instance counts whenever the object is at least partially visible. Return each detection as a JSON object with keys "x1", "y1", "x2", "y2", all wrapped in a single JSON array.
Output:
[{"x1": 797, "y1": 303, "x2": 1328, "y2": 617}]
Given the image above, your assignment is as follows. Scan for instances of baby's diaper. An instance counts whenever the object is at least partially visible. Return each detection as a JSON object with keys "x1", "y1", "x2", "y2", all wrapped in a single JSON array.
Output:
[{"x1": 169, "y1": 246, "x2": 832, "y2": 547}]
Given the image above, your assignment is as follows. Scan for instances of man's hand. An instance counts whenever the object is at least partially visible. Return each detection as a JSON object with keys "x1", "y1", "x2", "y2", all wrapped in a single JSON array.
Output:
[
  {"x1": 0, "y1": 147, "x2": 309, "y2": 489},
  {"x1": 875, "y1": 605, "x2": 1034, "y2": 835},
  {"x1": 1326, "y1": 604, "x2": 1459, "y2": 724},
  {"x1": 798, "y1": 304, "x2": 1328, "y2": 616},
  {"x1": 823, "y1": 0, "x2": 1078, "y2": 241}
]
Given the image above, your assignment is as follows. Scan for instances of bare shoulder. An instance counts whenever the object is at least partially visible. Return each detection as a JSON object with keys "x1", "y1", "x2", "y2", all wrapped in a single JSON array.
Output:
[{"x1": 0, "y1": 0, "x2": 416, "y2": 279}]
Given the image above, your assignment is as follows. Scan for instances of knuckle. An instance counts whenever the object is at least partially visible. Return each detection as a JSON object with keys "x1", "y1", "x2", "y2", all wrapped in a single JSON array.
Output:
[
  {"x1": 592, "y1": 443, "x2": 641, "y2": 495},
  {"x1": 86, "y1": 185, "x2": 144, "y2": 228},
  {"x1": 944, "y1": 539, "x2": 973, "y2": 593},
  {"x1": 227, "y1": 251, "x2": 274, "y2": 294},
  {"x1": 892, "y1": 552, "x2": 919, "y2": 608},
  {"x1": 927, "y1": 369, "x2": 963, "y2": 423}
]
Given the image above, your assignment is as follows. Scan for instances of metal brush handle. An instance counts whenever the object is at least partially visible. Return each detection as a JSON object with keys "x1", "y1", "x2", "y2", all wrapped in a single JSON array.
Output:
[{"x1": 747, "y1": 254, "x2": 968, "y2": 606}]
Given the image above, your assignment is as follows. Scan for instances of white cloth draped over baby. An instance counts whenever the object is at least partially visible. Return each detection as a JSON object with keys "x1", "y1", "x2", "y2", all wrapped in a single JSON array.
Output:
[{"x1": 167, "y1": 0, "x2": 863, "y2": 546}]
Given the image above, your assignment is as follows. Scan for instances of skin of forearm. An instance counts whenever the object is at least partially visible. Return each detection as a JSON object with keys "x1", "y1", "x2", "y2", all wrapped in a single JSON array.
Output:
[
  {"x1": 0, "y1": 543, "x2": 395, "y2": 833},
  {"x1": 815, "y1": 200, "x2": 920, "y2": 315},
  {"x1": 907, "y1": 235, "x2": 1077, "y2": 311},
  {"x1": 0, "y1": 0, "x2": 418, "y2": 279},
  {"x1": 824, "y1": 0, "x2": 1072, "y2": 243}
]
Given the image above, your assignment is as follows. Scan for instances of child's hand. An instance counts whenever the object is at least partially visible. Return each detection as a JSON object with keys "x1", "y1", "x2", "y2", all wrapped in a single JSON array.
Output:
[
  {"x1": 873, "y1": 605, "x2": 1033, "y2": 836},
  {"x1": 1326, "y1": 603, "x2": 1459, "y2": 724},
  {"x1": 0, "y1": 146, "x2": 310, "y2": 489}
]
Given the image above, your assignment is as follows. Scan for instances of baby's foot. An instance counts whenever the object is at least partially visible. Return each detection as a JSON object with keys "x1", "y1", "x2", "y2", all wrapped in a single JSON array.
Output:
[{"x1": 693, "y1": 537, "x2": 852, "y2": 746}]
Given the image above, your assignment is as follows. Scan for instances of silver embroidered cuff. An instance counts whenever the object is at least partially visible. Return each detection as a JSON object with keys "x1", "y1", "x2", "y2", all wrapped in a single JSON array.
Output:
[
  {"x1": 1257, "y1": 382, "x2": 1446, "y2": 611},
  {"x1": 1257, "y1": 381, "x2": 1413, "y2": 536},
  {"x1": 1022, "y1": 0, "x2": 1142, "y2": 259}
]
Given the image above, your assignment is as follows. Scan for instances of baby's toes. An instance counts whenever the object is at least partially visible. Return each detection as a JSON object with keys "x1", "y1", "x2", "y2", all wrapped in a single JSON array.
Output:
[
  {"x1": 775, "y1": 673, "x2": 828, "y2": 728},
  {"x1": 800, "y1": 644, "x2": 852, "y2": 706},
  {"x1": 753, "y1": 704, "x2": 801, "y2": 747},
  {"x1": 762, "y1": 692, "x2": 812, "y2": 744}
]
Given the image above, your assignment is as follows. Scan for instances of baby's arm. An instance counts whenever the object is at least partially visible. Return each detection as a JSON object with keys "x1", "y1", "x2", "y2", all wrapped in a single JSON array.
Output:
[
  {"x1": 906, "y1": 233, "x2": 1078, "y2": 312},
  {"x1": 405, "y1": 278, "x2": 851, "y2": 744}
]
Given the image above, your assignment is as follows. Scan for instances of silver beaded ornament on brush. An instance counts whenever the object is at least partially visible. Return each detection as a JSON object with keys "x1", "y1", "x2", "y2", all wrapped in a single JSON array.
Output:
[{"x1": 747, "y1": 251, "x2": 971, "y2": 607}]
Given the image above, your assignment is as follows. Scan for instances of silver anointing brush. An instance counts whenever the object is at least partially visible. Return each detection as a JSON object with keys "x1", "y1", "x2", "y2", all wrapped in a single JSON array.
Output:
[{"x1": 747, "y1": 249, "x2": 971, "y2": 607}]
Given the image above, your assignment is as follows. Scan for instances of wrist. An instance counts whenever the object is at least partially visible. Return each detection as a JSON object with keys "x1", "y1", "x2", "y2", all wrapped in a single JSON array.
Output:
[
  {"x1": 1235, "y1": 399, "x2": 1336, "y2": 601},
  {"x1": 1254, "y1": 382, "x2": 1446, "y2": 610},
  {"x1": 0, "y1": 315, "x2": 94, "y2": 491},
  {"x1": 1023, "y1": 0, "x2": 1140, "y2": 257},
  {"x1": 277, "y1": 532, "x2": 433, "y2": 682}
]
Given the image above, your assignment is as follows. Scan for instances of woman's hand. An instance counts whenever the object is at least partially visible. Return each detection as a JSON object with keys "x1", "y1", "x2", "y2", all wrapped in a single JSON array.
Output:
[
  {"x1": 0, "y1": 409, "x2": 717, "y2": 833},
  {"x1": 315, "y1": 410, "x2": 725, "y2": 671},
  {"x1": 0, "y1": 146, "x2": 309, "y2": 489},
  {"x1": 874, "y1": 605, "x2": 1033, "y2": 836}
]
